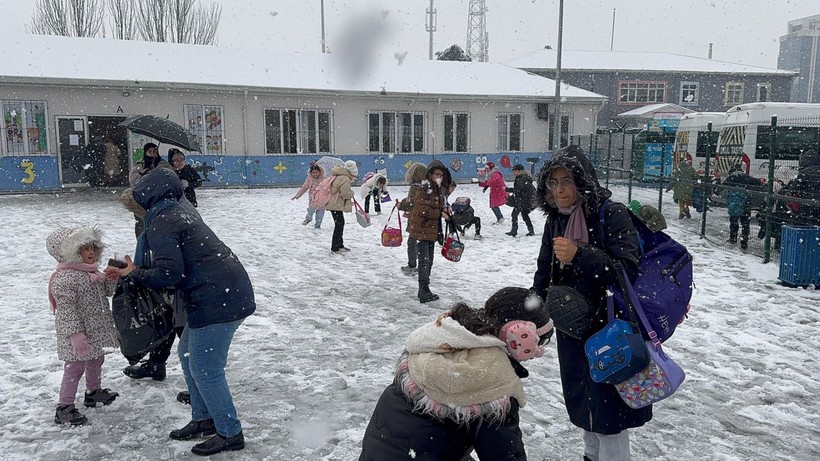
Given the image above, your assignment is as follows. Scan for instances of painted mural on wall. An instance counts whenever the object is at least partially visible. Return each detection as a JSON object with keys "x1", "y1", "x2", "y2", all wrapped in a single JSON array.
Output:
[{"x1": 0, "y1": 152, "x2": 552, "y2": 192}]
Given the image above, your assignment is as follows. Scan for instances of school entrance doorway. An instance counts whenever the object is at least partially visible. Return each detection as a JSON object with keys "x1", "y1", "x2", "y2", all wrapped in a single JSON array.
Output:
[{"x1": 56, "y1": 115, "x2": 130, "y2": 187}]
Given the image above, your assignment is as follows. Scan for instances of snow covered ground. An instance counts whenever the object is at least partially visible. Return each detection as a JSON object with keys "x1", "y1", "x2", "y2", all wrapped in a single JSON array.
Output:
[{"x1": 0, "y1": 183, "x2": 818, "y2": 461}]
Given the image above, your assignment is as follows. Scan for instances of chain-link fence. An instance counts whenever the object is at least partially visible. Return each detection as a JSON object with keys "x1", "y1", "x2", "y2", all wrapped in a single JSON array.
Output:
[{"x1": 571, "y1": 114, "x2": 820, "y2": 264}]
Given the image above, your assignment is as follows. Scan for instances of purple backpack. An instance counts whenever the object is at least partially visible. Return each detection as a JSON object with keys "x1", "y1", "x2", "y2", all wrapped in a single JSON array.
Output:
[{"x1": 600, "y1": 201, "x2": 693, "y2": 342}]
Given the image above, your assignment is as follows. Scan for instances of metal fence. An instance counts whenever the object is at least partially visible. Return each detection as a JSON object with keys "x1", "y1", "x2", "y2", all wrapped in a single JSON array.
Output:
[{"x1": 570, "y1": 115, "x2": 820, "y2": 264}]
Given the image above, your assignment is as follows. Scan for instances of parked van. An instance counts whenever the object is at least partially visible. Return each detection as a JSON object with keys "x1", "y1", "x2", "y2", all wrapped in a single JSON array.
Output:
[
  {"x1": 716, "y1": 102, "x2": 820, "y2": 186},
  {"x1": 673, "y1": 112, "x2": 725, "y2": 176}
]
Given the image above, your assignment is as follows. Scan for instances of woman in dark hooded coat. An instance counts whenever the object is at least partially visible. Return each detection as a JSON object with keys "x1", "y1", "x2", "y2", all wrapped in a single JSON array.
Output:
[{"x1": 529, "y1": 145, "x2": 649, "y2": 460}]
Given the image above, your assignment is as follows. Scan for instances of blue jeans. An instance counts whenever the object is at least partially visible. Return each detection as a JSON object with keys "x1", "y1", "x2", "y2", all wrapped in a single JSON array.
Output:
[
  {"x1": 305, "y1": 207, "x2": 325, "y2": 228},
  {"x1": 178, "y1": 319, "x2": 244, "y2": 437},
  {"x1": 491, "y1": 206, "x2": 504, "y2": 221}
]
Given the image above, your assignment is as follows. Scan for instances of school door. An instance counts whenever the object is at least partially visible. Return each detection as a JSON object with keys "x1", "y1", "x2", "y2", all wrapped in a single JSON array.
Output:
[{"x1": 56, "y1": 116, "x2": 88, "y2": 186}]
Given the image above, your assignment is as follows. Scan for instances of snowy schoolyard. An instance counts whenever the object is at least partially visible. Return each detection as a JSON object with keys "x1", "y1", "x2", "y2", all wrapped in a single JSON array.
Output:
[{"x1": 0, "y1": 183, "x2": 818, "y2": 461}]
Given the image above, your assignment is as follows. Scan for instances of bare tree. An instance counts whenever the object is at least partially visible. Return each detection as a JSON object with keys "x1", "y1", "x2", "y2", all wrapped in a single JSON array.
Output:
[
  {"x1": 137, "y1": 0, "x2": 220, "y2": 44},
  {"x1": 189, "y1": 2, "x2": 221, "y2": 45},
  {"x1": 108, "y1": 0, "x2": 137, "y2": 40},
  {"x1": 136, "y1": 0, "x2": 168, "y2": 42},
  {"x1": 28, "y1": 0, "x2": 104, "y2": 37}
]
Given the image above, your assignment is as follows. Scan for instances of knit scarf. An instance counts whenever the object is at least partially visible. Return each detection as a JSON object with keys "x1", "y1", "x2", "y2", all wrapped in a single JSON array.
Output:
[
  {"x1": 558, "y1": 197, "x2": 589, "y2": 247},
  {"x1": 48, "y1": 262, "x2": 106, "y2": 312},
  {"x1": 134, "y1": 198, "x2": 177, "y2": 267}
]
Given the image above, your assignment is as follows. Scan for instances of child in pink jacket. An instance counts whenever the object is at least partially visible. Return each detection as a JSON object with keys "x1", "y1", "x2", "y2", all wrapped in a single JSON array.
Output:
[
  {"x1": 292, "y1": 164, "x2": 326, "y2": 229},
  {"x1": 478, "y1": 161, "x2": 510, "y2": 225}
]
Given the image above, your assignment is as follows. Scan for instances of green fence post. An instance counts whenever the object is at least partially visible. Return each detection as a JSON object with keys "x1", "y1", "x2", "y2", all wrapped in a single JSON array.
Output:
[
  {"x1": 606, "y1": 132, "x2": 612, "y2": 189},
  {"x1": 700, "y1": 123, "x2": 713, "y2": 239},
  {"x1": 763, "y1": 116, "x2": 777, "y2": 264}
]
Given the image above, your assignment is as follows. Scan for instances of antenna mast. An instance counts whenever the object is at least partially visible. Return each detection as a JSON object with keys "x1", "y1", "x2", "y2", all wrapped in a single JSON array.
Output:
[{"x1": 466, "y1": 0, "x2": 489, "y2": 62}]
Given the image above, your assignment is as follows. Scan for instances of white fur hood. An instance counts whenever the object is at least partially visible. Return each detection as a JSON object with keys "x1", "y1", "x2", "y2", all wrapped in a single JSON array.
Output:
[{"x1": 46, "y1": 226, "x2": 105, "y2": 264}]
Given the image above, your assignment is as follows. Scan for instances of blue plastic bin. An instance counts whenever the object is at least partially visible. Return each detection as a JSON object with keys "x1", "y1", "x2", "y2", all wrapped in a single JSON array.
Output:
[{"x1": 778, "y1": 226, "x2": 820, "y2": 287}]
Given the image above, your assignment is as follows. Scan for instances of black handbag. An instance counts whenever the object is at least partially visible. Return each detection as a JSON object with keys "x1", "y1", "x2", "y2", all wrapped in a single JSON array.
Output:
[
  {"x1": 545, "y1": 285, "x2": 591, "y2": 339},
  {"x1": 111, "y1": 280, "x2": 175, "y2": 359},
  {"x1": 544, "y1": 246, "x2": 592, "y2": 340}
]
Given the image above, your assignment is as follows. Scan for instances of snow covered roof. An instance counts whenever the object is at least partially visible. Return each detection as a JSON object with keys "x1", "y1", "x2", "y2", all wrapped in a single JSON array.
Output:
[
  {"x1": 0, "y1": 33, "x2": 605, "y2": 102},
  {"x1": 616, "y1": 103, "x2": 695, "y2": 118},
  {"x1": 506, "y1": 49, "x2": 797, "y2": 75}
]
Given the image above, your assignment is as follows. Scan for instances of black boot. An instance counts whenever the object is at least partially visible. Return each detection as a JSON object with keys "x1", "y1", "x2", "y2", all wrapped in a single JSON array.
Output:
[
  {"x1": 169, "y1": 419, "x2": 217, "y2": 440},
  {"x1": 191, "y1": 431, "x2": 245, "y2": 456},
  {"x1": 123, "y1": 361, "x2": 166, "y2": 381},
  {"x1": 418, "y1": 283, "x2": 439, "y2": 303},
  {"x1": 177, "y1": 391, "x2": 191, "y2": 405}
]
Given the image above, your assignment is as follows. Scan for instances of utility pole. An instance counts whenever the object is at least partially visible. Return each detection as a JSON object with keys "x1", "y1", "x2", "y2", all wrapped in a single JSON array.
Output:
[
  {"x1": 426, "y1": 0, "x2": 437, "y2": 60},
  {"x1": 320, "y1": 0, "x2": 326, "y2": 53},
  {"x1": 552, "y1": 0, "x2": 564, "y2": 151},
  {"x1": 610, "y1": 8, "x2": 615, "y2": 51}
]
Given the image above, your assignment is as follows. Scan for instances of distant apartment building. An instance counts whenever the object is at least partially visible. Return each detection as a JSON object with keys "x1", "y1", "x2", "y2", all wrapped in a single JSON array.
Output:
[
  {"x1": 508, "y1": 49, "x2": 796, "y2": 129},
  {"x1": 778, "y1": 14, "x2": 820, "y2": 103}
]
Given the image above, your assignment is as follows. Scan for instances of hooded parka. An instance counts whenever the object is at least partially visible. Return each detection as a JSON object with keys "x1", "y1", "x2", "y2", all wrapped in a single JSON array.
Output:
[
  {"x1": 47, "y1": 227, "x2": 119, "y2": 362},
  {"x1": 126, "y1": 168, "x2": 256, "y2": 329},
  {"x1": 325, "y1": 165, "x2": 356, "y2": 212},
  {"x1": 530, "y1": 148, "x2": 651, "y2": 435}
]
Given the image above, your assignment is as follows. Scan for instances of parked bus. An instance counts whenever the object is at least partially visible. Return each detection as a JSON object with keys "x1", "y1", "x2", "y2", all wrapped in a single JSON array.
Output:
[
  {"x1": 673, "y1": 112, "x2": 724, "y2": 176},
  {"x1": 716, "y1": 102, "x2": 820, "y2": 186}
]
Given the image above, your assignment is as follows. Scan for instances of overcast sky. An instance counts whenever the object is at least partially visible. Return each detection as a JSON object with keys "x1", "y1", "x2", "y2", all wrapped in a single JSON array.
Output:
[{"x1": 1, "y1": 0, "x2": 818, "y2": 69}]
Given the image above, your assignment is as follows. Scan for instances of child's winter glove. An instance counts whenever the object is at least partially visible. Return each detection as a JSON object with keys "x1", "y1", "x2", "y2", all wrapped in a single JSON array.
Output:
[
  {"x1": 70, "y1": 332, "x2": 92, "y2": 357},
  {"x1": 181, "y1": 179, "x2": 189, "y2": 188},
  {"x1": 483, "y1": 187, "x2": 489, "y2": 193}
]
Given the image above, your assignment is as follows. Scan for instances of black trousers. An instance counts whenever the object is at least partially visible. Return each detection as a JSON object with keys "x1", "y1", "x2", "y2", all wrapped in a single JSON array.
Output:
[
  {"x1": 729, "y1": 215, "x2": 750, "y2": 246},
  {"x1": 331, "y1": 210, "x2": 345, "y2": 251},
  {"x1": 510, "y1": 208, "x2": 534, "y2": 234},
  {"x1": 364, "y1": 189, "x2": 382, "y2": 214},
  {"x1": 417, "y1": 240, "x2": 436, "y2": 291},
  {"x1": 126, "y1": 326, "x2": 184, "y2": 365}
]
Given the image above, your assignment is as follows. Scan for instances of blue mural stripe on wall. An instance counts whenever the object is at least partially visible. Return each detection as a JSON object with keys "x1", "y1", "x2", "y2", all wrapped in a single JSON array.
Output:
[{"x1": 0, "y1": 153, "x2": 553, "y2": 192}]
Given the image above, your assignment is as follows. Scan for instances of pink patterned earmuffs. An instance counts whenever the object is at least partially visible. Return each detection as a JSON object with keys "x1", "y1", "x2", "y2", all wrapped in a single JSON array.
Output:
[{"x1": 499, "y1": 319, "x2": 554, "y2": 362}]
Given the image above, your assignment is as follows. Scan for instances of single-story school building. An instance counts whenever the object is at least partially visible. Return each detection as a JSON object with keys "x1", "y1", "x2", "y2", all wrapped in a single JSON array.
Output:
[{"x1": 0, "y1": 33, "x2": 606, "y2": 192}]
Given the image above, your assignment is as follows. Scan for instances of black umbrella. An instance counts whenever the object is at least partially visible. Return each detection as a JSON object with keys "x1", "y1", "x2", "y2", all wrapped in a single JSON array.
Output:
[{"x1": 119, "y1": 115, "x2": 202, "y2": 152}]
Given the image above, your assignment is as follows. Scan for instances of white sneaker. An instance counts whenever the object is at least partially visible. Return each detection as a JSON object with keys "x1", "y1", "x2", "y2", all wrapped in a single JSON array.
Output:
[
  {"x1": 302, "y1": 219, "x2": 310, "y2": 226},
  {"x1": 474, "y1": 234, "x2": 483, "y2": 240},
  {"x1": 492, "y1": 218, "x2": 505, "y2": 225}
]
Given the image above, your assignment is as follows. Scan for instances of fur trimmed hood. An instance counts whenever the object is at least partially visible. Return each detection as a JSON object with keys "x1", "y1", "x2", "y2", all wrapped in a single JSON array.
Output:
[
  {"x1": 537, "y1": 146, "x2": 611, "y2": 217},
  {"x1": 46, "y1": 226, "x2": 104, "y2": 264},
  {"x1": 405, "y1": 162, "x2": 428, "y2": 184}
]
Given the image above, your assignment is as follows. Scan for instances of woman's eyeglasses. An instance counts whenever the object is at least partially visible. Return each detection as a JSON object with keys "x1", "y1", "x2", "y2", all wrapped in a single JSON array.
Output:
[{"x1": 546, "y1": 177, "x2": 574, "y2": 190}]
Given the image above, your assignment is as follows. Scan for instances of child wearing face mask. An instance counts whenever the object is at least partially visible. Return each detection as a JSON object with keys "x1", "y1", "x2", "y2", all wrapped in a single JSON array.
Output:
[
  {"x1": 46, "y1": 226, "x2": 120, "y2": 426},
  {"x1": 407, "y1": 161, "x2": 452, "y2": 303},
  {"x1": 359, "y1": 286, "x2": 554, "y2": 461},
  {"x1": 292, "y1": 163, "x2": 326, "y2": 229}
]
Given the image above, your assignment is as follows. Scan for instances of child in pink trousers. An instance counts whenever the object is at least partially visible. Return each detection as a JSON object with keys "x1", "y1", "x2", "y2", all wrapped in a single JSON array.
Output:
[{"x1": 47, "y1": 226, "x2": 120, "y2": 426}]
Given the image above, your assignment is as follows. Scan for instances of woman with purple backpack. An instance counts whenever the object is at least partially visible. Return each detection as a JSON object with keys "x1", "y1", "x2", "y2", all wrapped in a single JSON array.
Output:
[{"x1": 528, "y1": 146, "x2": 647, "y2": 461}]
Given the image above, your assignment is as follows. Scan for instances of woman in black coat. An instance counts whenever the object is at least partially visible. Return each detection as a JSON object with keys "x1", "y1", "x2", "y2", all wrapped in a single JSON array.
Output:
[
  {"x1": 169, "y1": 148, "x2": 203, "y2": 207},
  {"x1": 360, "y1": 287, "x2": 553, "y2": 461},
  {"x1": 529, "y1": 146, "x2": 648, "y2": 460}
]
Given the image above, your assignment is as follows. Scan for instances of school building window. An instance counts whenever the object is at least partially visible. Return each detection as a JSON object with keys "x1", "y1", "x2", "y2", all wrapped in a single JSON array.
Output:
[
  {"x1": 724, "y1": 82, "x2": 744, "y2": 106},
  {"x1": 265, "y1": 109, "x2": 333, "y2": 154},
  {"x1": 185, "y1": 104, "x2": 224, "y2": 154},
  {"x1": 756, "y1": 83, "x2": 771, "y2": 102},
  {"x1": 2, "y1": 100, "x2": 48, "y2": 156},
  {"x1": 497, "y1": 113, "x2": 522, "y2": 151},
  {"x1": 368, "y1": 111, "x2": 425, "y2": 153},
  {"x1": 618, "y1": 81, "x2": 666, "y2": 104},
  {"x1": 680, "y1": 82, "x2": 699, "y2": 105},
  {"x1": 443, "y1": 112, "x2": 470, "y2": 152}
]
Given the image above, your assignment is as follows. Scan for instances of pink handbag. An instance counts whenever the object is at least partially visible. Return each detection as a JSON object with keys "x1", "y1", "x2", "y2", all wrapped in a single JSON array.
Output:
[{"x1": 381, "y1": 204, "x2": 403, "y2": 247}]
